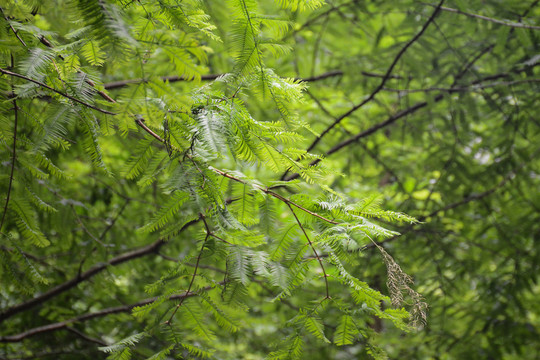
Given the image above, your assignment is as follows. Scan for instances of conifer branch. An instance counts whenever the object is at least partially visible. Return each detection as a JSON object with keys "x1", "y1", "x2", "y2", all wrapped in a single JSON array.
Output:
[
  {"x1": 132, "y1": 118, "x2": 339, "y2": 226},
  {"x1": 0, "y1": 68, "x2": 115, "y2": 115}
]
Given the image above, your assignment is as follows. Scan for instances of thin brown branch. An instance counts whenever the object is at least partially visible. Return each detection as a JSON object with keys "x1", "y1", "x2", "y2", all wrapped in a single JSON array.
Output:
[
  {"x1": 433, "y1": 4, "x2": 540, "y2": 30},
  {"x1": 284, "y1": 60, "x2": 539, "y2": 183},
  {"x1": 104, "y1": 73, "x2": 220, "y2": 90},
  {"x1": 4, "y1": 350, "x2": 77, "y2": 360},
  {"x1": 71, "y1": 205, "x2": 106, "y2": 247},
  {"x1": 0, "y1": 67, "x2": 115, "y2": 115},
  {"x1": 471, "y1": 62, "x2": 540, "y2": 85},
  {"x1": 0, "y1": 239, "x2": 163, "y2": 322},
  {"x1": 99, "y1": 199, "x2": 129, "y2": 240},
  {"x1": 0, "y1": 7, "x2": 27, "y2": 47},
  {"x1": 165, "y1": 213, "x2": 209, "y2": 325},
  {"x1": 134, "y1": 118, "x2": 165, "y2": 142},
  {"x1": 297, "y1": 70, "x2": 343, "y2": 82},
  {"x1": 65, "y1": 327, "x2": 108, "y2": 346},
  {"x1": 361, "y1": 71, "x2": 409, "y2": 80},
  {"x1": 32, "y1": 33, "x2": 115, "y2": 104},
  {"x1": 0, "y1": 99, "x2": 18, "y2": 232},
  {"x1": 383, "y1": 78, "x2": 540, "y2": 93},
  {"x1": 0, "y1": 216, "x2": 200, "y2": 322},
  {"x1": 209, "y1": 167, "x2": 338, "y2": 225},
  {"x1": 285, "y1": 95, "x2": 440, "y2": 181},
  {"x1": 135, "y1": 113, "x2": 339, "y2": 226},
  {"x1": 287, "y1": 204, "x2": 330, "y2": 299},
  {"x1": 0, "y1": 283, "x2": 224, "y2": 342},
  {"x1": 362, "y1": 149, "x2": 539, "y2": 250},
  {"x1": 305, "y1": 0, "x2": 445, "y2": 153},
  {"x1": 103, "y1": 70, "x2": 344, "y2": 91}
]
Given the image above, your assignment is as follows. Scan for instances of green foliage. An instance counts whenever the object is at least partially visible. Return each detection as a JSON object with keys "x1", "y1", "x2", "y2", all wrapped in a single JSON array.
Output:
[{"x1": 1, "y1": 0, "x2": 539, "y2": 359}]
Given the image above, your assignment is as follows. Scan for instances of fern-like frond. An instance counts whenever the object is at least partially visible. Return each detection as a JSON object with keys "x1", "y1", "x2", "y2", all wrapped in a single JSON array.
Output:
[
  {"x1": 180, "y1": 342, "x2": 214, "y2": 358},
  {"x1": 178, "y1": 302, "x2": 216, "y2": 341},
  {"x1": 11, "y1": 197, "x2": 50, "y2": 247},
  {"x1": 334, "y1": 314, "x2": 360, "y2": 346},
  {"x1": 80, "y1": 40, "x2": 106, "y2": 66},
  {"x1": 80, "y1": 115, "x2": 108, "y2": 171},
  {"x1": 32, "y1": 103, "x2": 75, "y2": 152},
  {"x1": 18, "y1": 48, "x2": 54, "y2": 80},
  {"x1": 270, "y1": 223, "x2": 299, "y2": 261},
  {"x1": 199, "y1": 292, "x2": 240, "y2": 333},
  {"x1": 98, "y1": 332, "x2": 146, "y2": 354},
  {"x1": 138, "y1": 191, "x2": 190, "y2": 233},
  {"x1": 146, "y1": 345, "x2": 174, "y2": 360},
  {"x1": 74, "y1": 0, "x2": 137, "y2": 54},
  {"x1": 121, "y1": 137, "x2": 155, "y2": 179}
]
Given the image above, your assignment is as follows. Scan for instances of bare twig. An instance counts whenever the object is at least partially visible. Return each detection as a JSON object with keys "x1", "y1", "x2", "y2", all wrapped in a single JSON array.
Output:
[{"x1": 65, "y1": 327, "x2": 108, "y2": 346}]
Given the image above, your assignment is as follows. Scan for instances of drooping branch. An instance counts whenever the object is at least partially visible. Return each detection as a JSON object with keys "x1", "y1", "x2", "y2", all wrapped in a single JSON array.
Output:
[
  {"x1": 209, "y1": 166, "x2": 339, "y2": 225},
  {"x1": 0, "y1": 282, "x2": 225, "y2": 342},
  {"x1": 132, "y1": 117, "x2": 340, "y2": 226}
]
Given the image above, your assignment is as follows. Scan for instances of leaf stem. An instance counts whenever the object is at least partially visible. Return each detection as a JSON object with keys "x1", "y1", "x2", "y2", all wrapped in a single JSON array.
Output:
[
  {"x1": 287, "y1": 204, "x2": 330, "y2": 299},
  {"x1": 0, "y1": 99, "x2": 18, "y2": 232},
  {"x1": 165, "y1": 213, "x2": 209, "y2": 325}
]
